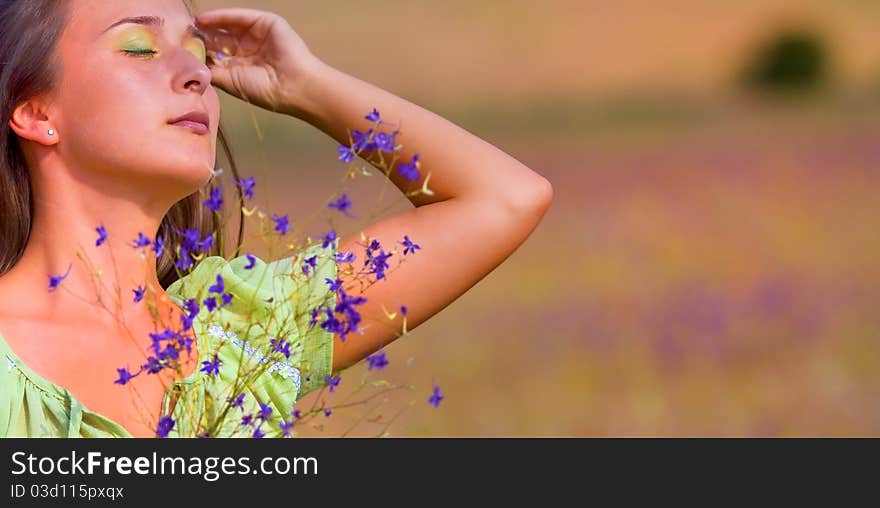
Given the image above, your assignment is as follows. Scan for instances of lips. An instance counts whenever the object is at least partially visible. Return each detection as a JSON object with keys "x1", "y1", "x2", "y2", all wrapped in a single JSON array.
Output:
[{"x1": 168, "y1": 110, "x2": 210, "y2": 134}]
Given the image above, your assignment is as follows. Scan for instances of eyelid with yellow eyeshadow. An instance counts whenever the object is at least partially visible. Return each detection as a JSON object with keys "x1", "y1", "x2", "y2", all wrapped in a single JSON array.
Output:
[{"x1": 116, "y1": 27, "x2": 207, "y2": 62}]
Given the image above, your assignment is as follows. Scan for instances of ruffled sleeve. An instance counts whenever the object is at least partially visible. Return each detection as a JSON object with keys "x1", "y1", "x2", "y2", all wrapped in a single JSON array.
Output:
[{"x1": 164, "y1": 238, "x2": 339, "y2": 437}]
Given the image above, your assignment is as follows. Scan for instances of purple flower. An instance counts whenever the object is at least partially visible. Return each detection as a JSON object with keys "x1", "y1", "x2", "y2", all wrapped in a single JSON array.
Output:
[
  {"x1": 149, "y1": 329, "x2": 177, "y2": 356},
  {"x1": 365, "y1": 239, "x2": 381, "y2": 261},
  {"x1": 292, "y1": 409, "x2": 302, "y2": 420},
  {"x1": 241, "y1": 414, "x2": 254, "y2": 426},
  {"x1": 279, "y1": 420, "x2": 294, "y2": 437},
  {"x1": 132, "y1": 286, "x2": 145, "y2": 303},
  {"x1": 235, "y1": 176, "x2": 255, "y2": 200},
  {"x1": 325, "y1": 277, "x2": 343, "y2": 292},
  {"x1": 200, "y1": 354, "x2": 221, "y2": 376},
  {"x1": 198, "y1": 233, "x2": 214, "y2": 252},
  {"x1": 337, "y1": 145, "x2": 355, "y2": 163},
  {"x1": 324, "y1": 408, "x2": 332, "y2": 417},
  {"x1": 397, "y1": 154, "x2": 421, "y2": 181},
  {"x1": 229, "y1": 393, "x2": 246, "y2": 411},
  {"x1": 401, "y1": 235, "x2": 421, "y2": 255},
  {"x1": 272, "y1": 214, "x2": 290, "y2": 236},
  {"x1": 257, "y1": 403, "x2": 273, "y2": 421},
  {"x1": 146, "y1": 329, "x2": 186, "y2": 363},
  {"x1": 156, "y1": 416, "x2": 175, "y2": 438},
  {"x1": 95, "y1": 225, "x2": 107, "y2": 247},
  {"x1": 252, "y1": 426, "x2": 265, "y2": 438},
  {"x1": 302, "y1": 255, "x2": 317, "y2": 276},
  {"x1": 369, "y1": 250, "x2": 393, "y2": 280},
  {"x1": 270, "y1": 337, "x2": 291, "y2": 359},
  {"x1": 176, "y1": 335, "x2": 193, "y2": 355},
  {"x1": 114, "y1": 367, "x2": 140, "y2": 385},
  {"x1": 325, "y1": 375, "x2": 341, "y2": 393},
  {"x1": 203, "y1": 296, "x2": 217, "y2": 313},
  {"x1": 143, "y1": 356, "x2": 164, "y2": 374},
  {"x1": 351, "y1": 129, "x2": 376, "y2": 152},
  {"x1": 172, "y1": 227, "x2": 213, "y2": 265},
  {"x1": 428, "y1": 385, "x2": 444, "y2": 408},
  {"x1": 400, "y1": 305, "x2": 408, "y2": 316},
  {"x1": 244, "y1": 253, "x2": 256, "y2": 270},
  {"x1": 175, "y1": 253, "x2": 194, "y2": 272},
  {"x1": 158, "y1": 343, "x2": 179, "y2": 362},
  {"x1": 131, "y1": 232, "x2": 151, "y2": 249},
  {"x1": 315, "y1": 309, "x2": 337, "y2": 336},
  {"x1": 183, "y1": 298, "x2": 200, "y2": 318},
  {"x1": 365, "y1": 108, "x2": 381, "y2": 123},
  {"x1": 322, "y1": 230, "x2": 337, "y2": 249},
  {"x1": 319, "y1": 288, "x2": 368, "y2": 342},
  {"x1": 152, "y1": 236, "x2": 164, "y2": 258},
  {"x1": 327, "y1": 193, "x2": 352, "y2": 215},
  {"x1": 366, "y1": 351, "x2": 389, "y2": 370},
  {"x1": 177, "y1": 227, "x2": 201, "y2": 252},
  {"x1": 179, "y1": 313, "x2": 194, "y2": 333},
  {"x1": 221, "y1": 293, "x2": 234, "y2": 306},
  {"x1": 336, "y1": 250, "x2": 356, "y2": 263},
  {"x1": 48, "y1": 263, "x2": 72, "y2": 292},
  {"x1": 374, "y1": 131, "x2": 397, "y2": 153},
  {"x1": 208, "y1": 274, "x2": 225, "y2": 294},
  {"x1": 203, "y1": 187, "x2": 223, "y2": 212}
]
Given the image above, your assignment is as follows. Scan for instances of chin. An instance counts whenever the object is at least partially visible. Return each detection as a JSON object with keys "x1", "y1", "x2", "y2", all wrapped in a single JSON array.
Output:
[
  {"x1": 151, "y1": 161, "x2": 215, "y2": 198},
  {"x1": 170, "y1": 152, "x2": 215, "y2": 179},
  {"x1": 187, "y1": 162, "x2": 215, "y2": 188}
]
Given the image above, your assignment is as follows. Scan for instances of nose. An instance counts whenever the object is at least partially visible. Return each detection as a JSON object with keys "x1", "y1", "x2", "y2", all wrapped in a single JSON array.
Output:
[{"x1": 173, "y1": 50, "x2": 212, "y2": 95}]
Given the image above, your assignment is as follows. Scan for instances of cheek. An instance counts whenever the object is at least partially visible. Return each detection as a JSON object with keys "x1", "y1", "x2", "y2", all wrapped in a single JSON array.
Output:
[
  {"x1": 60, "y1": 59, "x2": 159, "y2": 137},
  {"x1": 209, "y1": 87, "x2": 221, "y2": 132},
  {"x1": 200, "y1": 86, "x2": 221, "y2": 144}
]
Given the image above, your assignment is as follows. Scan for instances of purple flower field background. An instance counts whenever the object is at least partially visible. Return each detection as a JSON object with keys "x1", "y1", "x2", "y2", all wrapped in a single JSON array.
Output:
[{"x1": 195, "y1": 0, "x2": 880, "y2": 436}]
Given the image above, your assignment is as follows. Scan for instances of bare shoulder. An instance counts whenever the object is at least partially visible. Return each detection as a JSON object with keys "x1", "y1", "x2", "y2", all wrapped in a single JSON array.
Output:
[{"x1": 0, "y1": 272, "x2": 50, "y2": 320}]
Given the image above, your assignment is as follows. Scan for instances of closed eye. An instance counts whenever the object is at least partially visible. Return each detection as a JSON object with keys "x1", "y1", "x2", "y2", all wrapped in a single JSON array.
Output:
[{"x1": 123, "y1": 48, "x2": 158, "y2": 57}]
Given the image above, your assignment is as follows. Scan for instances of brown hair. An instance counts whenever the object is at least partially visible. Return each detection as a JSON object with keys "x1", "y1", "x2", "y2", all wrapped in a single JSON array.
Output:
[{"x1": 0, "y1": 0, "x2": 244, "y2": 289}]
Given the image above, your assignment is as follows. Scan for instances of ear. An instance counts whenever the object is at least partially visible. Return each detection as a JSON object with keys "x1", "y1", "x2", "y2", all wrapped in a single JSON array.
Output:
[{"x1": 8, "y1": 97, "x2": 58, "y2": 146}]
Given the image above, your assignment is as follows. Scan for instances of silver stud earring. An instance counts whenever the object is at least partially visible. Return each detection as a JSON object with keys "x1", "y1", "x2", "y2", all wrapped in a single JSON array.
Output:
[{"x1": 47, "y1": 129, "x2": 55, "y2": 136}]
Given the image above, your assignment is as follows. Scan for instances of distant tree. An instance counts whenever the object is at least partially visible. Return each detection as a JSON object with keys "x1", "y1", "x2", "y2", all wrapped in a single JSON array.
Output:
[{"x1": 741, "y1": 29, "x2": 829, "y2": 93}]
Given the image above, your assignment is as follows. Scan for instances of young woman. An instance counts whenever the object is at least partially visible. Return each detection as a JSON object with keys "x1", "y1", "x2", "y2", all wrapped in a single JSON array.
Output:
[{"x1": 0, "y1": 0, "x2": 553, "y2": 437}]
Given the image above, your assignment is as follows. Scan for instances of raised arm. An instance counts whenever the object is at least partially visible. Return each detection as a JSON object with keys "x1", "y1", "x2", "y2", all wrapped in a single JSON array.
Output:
[
  {"x1": 291, "y1": 62, "x2": 553, "y2": 371},
  {"x1": 193, "y1": 8, "x2": 553, "y2": 372}
]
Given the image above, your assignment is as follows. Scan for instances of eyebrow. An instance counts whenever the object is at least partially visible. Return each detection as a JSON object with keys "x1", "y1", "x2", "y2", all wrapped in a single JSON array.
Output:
[{"x1": 101, "y1": 15, "x2": 207, "y2": 43}]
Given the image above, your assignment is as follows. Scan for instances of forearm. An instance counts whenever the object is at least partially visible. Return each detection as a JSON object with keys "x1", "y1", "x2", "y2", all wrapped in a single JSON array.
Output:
[{"x1": 286, "y1": 58, "x2": 552, "y2": 208}]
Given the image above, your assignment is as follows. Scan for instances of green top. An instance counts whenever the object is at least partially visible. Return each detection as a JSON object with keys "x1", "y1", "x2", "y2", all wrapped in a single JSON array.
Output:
[{"x1": 0, "y1": 239, "x2": 338, "y2": 438}]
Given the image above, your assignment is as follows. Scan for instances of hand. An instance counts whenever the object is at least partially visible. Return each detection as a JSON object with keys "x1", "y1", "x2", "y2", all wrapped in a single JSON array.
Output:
[{"x1": 194, "y1": 8, "x2": 322, "y2": 115}]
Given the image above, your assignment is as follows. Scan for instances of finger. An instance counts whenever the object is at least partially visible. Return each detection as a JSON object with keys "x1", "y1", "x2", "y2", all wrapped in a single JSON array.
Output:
[
  {"x1": 203, "y1": 28, "x2": 242, "y2": 58},
  {"x1": 205, "y1": 66, "x2": 235, "y2": 98}
]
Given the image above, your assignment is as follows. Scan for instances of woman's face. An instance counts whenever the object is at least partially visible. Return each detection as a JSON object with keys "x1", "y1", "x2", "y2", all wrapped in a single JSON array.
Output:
[{"x1": 49, "y1": 0, "x2": 220, "y2": 197}]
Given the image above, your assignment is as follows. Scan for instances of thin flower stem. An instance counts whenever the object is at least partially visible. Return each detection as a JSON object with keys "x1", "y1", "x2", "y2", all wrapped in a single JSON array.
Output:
[
  {"x1": 323, "y1": 385, "x2": 411, "y2": 412},
  {"x1": 339, "y1": 398, "x2": 386, "y2": 437},
  {"x1": 374, "y1": 399, "x2": 416, "y2": 438}
]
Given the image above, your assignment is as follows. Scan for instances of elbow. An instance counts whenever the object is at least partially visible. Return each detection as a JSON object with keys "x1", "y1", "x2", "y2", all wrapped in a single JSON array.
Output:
[
  {"x1": 536, "y1": 176, "x2": 554, "y2": 210},
  {"x1": 504, "y1": 174, "x2": 554, "y2": 218}
]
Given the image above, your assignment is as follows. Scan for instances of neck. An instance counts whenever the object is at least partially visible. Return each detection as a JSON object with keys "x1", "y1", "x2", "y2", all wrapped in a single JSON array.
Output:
[{"x1": 1, "y1": 167, "x2": 188, "y2": 334}]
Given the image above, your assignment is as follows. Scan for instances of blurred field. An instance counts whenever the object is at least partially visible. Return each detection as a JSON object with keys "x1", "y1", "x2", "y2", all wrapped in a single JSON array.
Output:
[{"x1": 193, "y1": 1, "x2": 880, "y2": 435}]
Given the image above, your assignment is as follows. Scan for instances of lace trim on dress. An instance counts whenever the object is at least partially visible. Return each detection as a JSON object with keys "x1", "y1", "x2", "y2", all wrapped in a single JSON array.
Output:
[{"x1": 204, "y1": 325, "x2": 302, "y2": 395}]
